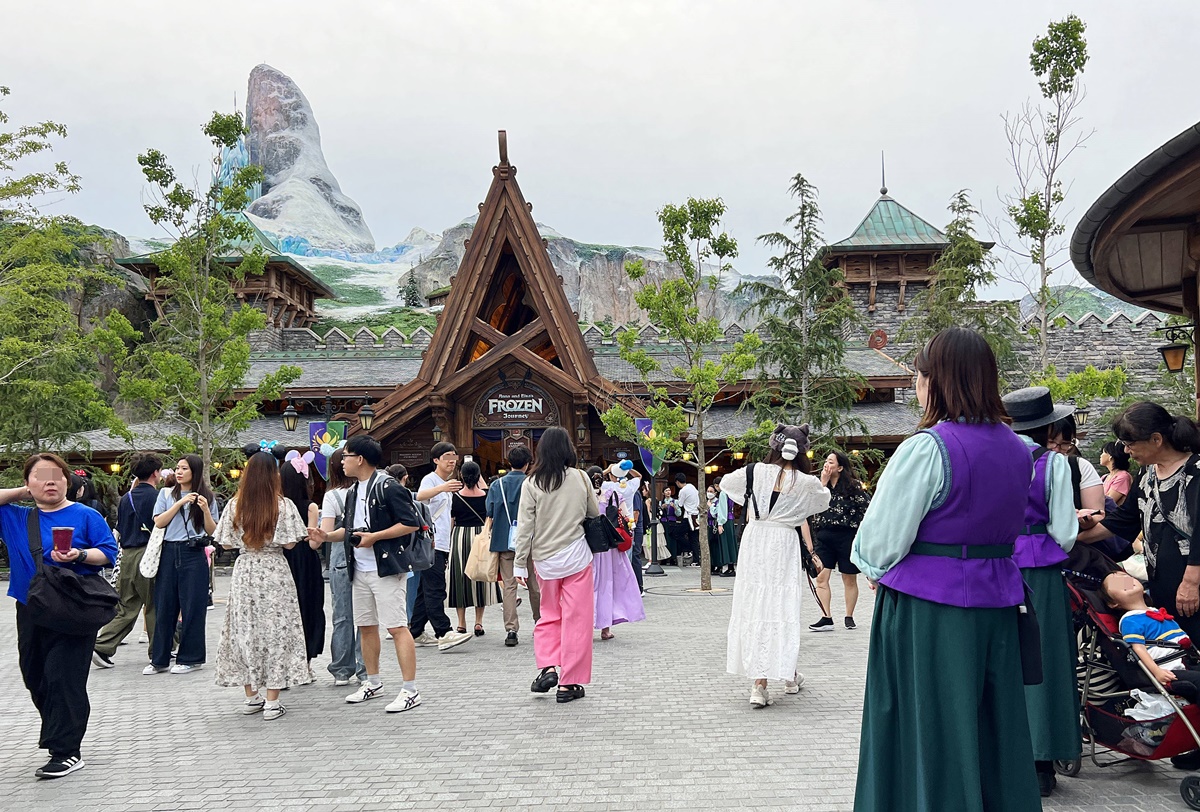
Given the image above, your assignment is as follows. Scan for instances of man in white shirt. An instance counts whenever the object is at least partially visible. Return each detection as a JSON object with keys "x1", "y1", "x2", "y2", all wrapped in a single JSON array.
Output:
[
  {"x1": 411, "y1": 442, "x2": 473, "y2": 652},
  {"x1": 675, "y1": 472, "x2": 701, "y2": 567}
]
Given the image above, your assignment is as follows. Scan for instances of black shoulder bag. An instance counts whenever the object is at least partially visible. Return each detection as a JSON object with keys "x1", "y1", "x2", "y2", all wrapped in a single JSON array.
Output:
[
  {"x1": 25, "y1": 511, "x2": 118, "y2": 635},
  {"x1": 581, "y1": 471, "x2": 622, "y2": 553}
]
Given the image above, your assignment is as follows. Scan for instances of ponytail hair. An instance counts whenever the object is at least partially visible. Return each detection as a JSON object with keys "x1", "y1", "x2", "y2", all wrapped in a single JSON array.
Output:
[{"x1": 1112, "y1": 401, "x2": 1200, "y2": 454}]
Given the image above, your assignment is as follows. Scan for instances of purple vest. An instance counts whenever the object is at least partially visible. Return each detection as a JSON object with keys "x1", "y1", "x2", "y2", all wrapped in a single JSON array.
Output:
[
  {"x1": 878, "y1": 421, "x2": 1032, "y2": 608},
  {"x1": 1013, "y1": 450, "x2": 1068, "y2": 569}
]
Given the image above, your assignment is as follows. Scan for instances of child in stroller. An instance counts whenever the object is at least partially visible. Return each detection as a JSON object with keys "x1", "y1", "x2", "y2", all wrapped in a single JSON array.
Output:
[{"x1": 1100, "y1": 571, "x2": 1200, "y2": 699}]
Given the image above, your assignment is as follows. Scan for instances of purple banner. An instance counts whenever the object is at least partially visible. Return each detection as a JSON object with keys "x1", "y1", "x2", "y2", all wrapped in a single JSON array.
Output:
[{"x1": 636, "y1": 418, "x2": 664, "y2": 477}]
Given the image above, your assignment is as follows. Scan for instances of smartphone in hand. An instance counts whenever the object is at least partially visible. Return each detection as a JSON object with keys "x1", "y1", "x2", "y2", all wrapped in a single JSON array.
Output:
[{"x1": 52, "y1": 527, "x2": 73, "y2": 554}]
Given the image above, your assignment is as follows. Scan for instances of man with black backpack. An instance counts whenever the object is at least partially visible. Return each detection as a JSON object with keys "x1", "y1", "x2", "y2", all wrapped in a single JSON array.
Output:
[{"x1": 308, "y1": 435, "x2": 424, "y2": 713}]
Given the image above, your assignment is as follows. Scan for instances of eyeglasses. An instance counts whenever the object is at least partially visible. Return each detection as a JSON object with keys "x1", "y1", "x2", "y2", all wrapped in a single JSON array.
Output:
[
  {"x1": 342, "y1": 453, "x2": 362, "y2": 460},
  {"x1": 1046, "y1": 439, "x2": 1076, "y2": 452}
]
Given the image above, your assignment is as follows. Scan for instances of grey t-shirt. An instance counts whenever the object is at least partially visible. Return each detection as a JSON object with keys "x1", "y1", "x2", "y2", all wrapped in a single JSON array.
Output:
[{"x1": 154, "y1": 488, "x2": 219, "y2": 541}]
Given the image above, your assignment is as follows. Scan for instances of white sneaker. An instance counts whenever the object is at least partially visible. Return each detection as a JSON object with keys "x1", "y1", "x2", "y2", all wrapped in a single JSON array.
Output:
[
  {"x1": 785, "y1": 673, "x2": 805, "y2": 694},
  {"x1": 413, "y1": 631, "x2": 439, "y2": 647},
  {"x1": 263, "y1": 703, "x2": 286, "y2": 721},
  {"x1": 242, "y1": 695, "x2": 265, "y2": 715},
  {"x1": 170, "y1": 663, "x2": 203, "y2": 674},
  {"x1": 333, "y1": 677, "x2": 353, "y2": 687},
  {"x1": 137, "y1": 632, "x2": 149, "y2": 644},
  {"x1": 385, "y1": 689, "x2": 422, "y2": 713},
  {"x1": 437, "y1": 630, "x2": 473, "y2": 652},
  {"x1": 385, "y1": 631, "x2": 394, "y2": 640},
  {"x1": 345, "y1": 683, "x2": 385, "y2": 704},
  {"x1": 142, "y1": 664, "x2": 169, "y2": 675},
  {"x1": 750, "y1": 684, "x2": 769, "y2": 708}
]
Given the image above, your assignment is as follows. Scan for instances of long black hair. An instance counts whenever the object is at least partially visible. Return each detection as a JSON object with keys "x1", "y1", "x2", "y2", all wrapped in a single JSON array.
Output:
[
  {"x1": 171, "y1": 454, "x2": 216, "y2": 533},
  {"x1": 280, "y1": 462, "x2": 313, "y2": 518},
  {"x1": 1112, "y1": 402, "x2": 1200, "y2": 454},
  {"x1": 530, "y1": 426, "x2": 578, "y2": 492},
  {"x1": 826, "y1": 450, "x2": 862, "y2": 496}
]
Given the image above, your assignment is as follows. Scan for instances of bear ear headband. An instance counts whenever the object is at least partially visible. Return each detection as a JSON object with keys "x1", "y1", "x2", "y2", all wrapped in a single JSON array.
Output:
[{"x1": 285, "y1": 449, "x2": 316, "y2": 478}]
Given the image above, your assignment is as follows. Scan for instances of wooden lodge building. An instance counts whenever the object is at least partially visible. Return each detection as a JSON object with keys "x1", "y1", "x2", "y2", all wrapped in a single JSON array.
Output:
[{"x1": 84, "y1": 134, "x2": 945, "y2": 483}]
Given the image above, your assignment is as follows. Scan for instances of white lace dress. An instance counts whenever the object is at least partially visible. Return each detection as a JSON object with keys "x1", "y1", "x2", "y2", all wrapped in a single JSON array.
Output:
[
  {"x1": 721, "y1": 464, "x2": 830, "y2": 680},
  {"x1": 214, "y1": 497, "x2": 314, "y2": 689}
]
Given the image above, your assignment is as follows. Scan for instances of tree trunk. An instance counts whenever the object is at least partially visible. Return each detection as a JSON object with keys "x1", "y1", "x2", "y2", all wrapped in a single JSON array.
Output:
[{"x1": 696, "y1": 413, "x2": 711, "y2": 591}]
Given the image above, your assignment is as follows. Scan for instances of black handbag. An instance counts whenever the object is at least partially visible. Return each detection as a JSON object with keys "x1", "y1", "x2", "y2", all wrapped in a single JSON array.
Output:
[
  {"x1": 1017, "y1": 581, "x2": 1043, "y2": 686},
  {"x1": 581, "y1": 471, "x2": 621, "y2": 553},
  {"x1": 25, "y1": 510, "x2": 118, "y2": 636}
]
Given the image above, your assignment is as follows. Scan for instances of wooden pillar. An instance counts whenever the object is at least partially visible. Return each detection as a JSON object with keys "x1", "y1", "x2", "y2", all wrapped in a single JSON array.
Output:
[
  {"x1": 897, "y1": 253, "x2": 907, "y2": 311},
  {"x1": 868, "y1": 255, "x2": 878, "y2": 313}
]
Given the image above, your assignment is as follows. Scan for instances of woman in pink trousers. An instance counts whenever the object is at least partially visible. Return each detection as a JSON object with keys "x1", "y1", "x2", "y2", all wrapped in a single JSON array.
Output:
[{"x1": 512, "y1": 426, "x2": 600, "y2": 703}]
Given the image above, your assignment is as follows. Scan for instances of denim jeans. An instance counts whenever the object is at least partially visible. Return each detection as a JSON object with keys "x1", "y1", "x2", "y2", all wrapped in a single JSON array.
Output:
[
  {"x1": 327, "y1": 542, "x2": 366, "y2": 682},
  {"x1": 150, "y1": 542, "x2": 209, "y2": 667},
  {"x1": 406, "y1": 569, "x2": 422, "y2": 620}
]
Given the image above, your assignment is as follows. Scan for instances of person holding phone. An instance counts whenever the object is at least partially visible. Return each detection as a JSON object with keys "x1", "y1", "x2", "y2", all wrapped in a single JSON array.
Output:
[
  {"x1": 145, "y1": 455, "x2": 218, "y2": 676},
  {"x1": 0, "y1": 453, "x2": 117, "y2": 779}
]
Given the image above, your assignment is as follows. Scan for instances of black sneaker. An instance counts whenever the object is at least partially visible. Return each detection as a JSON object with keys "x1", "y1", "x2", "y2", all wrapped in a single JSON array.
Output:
[
  {"x1": 91, "y1": 651, "x2": 114, "y2": 669},
  {"x1": 505, "y1": 632, "x2": 518, "y2": 647},
  {"x1": 1172, "y1": 750, "x2": 1200, "y2": 770},
  {"x1": 1036, "y1": 770, "x2": 1056, "y2": 797},
  {"x1": 809, "y1": 617, "x2": 835, "y2": 632},
  {"x1": 36, "y1": 756, "x2": 85, "y2": 779},
  {"x1": 845, "y1": 617, "x2": 857, "y2": 630}
]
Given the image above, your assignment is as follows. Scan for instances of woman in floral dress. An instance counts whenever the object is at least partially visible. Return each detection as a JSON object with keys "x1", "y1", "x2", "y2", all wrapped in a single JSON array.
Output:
[{"x1": 214, "y1": 451, "x2": 313, "y2": 720}]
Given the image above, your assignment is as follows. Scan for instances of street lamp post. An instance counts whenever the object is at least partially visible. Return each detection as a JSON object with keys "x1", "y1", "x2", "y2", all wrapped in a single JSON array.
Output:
[{"x1": 281, "y1": 390, "x2": 375, "y2": 433}]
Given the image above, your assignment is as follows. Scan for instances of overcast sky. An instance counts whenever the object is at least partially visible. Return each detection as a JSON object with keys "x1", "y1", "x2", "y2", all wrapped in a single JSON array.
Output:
[{"x1": 4, "y1": 1, "x2": 1197, "y2": 299}]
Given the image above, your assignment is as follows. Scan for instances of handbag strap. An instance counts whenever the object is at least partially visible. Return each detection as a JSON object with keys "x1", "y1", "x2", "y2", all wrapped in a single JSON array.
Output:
[
  {"x1": 455, "y1": 492, "x2": 487, "y2": 525},
  {"x1": 499, "y1": 477, "x2": 514, "y2": 525},
  {"x1": 26, "y1": 509, "x2": 46, "y2": 574},
  {"x1": 744, "y1": 463, "x2": 761, "y2": 522}
]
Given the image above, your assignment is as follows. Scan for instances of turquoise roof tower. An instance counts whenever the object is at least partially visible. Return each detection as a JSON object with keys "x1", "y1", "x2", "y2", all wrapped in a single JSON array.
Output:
[{"x1": 829, "y1": 187, "x2": 949, "y2": 253}]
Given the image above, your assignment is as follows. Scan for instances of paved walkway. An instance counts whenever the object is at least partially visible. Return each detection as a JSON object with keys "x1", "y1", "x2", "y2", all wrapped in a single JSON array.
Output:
[{"x1": 0, "y1": 568, "x2": 1191, "y2": 810}]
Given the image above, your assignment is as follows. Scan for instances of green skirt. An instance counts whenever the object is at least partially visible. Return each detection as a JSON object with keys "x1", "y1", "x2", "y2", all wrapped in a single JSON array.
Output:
[
  {"x1": 854, "y1": 587, "x2": 1040, "y2": 812},
  {"x1": 1022, "y1": 565, "x2": 1082, "y2": 761},
  {"x1": 709, "y1": 522, "x2": 738, "y2": 567}
]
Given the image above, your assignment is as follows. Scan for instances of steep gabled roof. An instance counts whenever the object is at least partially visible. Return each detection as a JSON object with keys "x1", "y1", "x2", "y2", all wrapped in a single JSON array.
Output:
[{"x1": 829, "y1": 193, "x2": 949, "y2": 253}]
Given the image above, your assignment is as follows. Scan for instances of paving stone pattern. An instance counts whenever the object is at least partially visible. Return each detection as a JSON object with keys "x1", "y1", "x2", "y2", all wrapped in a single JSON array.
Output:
[{"x1": 0, "y1": 570, "x2": 1191, "y2": 810}]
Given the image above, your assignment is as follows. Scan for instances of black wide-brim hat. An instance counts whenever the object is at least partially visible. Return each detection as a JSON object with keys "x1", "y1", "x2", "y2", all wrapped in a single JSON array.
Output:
[{"x1": 1002, "y1": 386, "x2": 1075, "y2": 432}]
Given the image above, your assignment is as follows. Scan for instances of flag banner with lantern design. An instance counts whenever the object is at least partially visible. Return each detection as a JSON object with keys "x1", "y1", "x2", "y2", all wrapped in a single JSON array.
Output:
[
  {"x1": 310, "y1": 421, "x2": 347, "y2": 480},
  {"x1": 635, "y1": 418, "x2": 664, "y2": 477}
]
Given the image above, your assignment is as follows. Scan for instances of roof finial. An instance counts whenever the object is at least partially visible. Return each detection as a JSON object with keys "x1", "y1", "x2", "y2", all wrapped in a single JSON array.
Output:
[
  {"x1": 880, "y1": 151, "x2": 888, "y2": 197},
  {"x1": 498, "y1": 130, "x2": 508, "y2": 166}
]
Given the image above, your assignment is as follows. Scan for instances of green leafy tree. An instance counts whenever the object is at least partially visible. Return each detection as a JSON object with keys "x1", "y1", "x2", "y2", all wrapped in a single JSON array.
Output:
[
  {"x1": 402, "y1": 266, "x2": 422, "y2": 308},
  {"x1": 1031, "y1": 364, "x2": 1127, "y2": 409},
  {"x1": 0, "y1": 86, "x2": 135, "y2": 463},
  {"x1": 119, "y1": 112, "x2": 300, "y2": 486},
  {"x1": 734, "y1": 174, "x2": 867, "y2": 457},
  {"x1": 994, "y1": 15, "x2": 1091, "y2": 373},
  {"x1": 599, "y1": 197, "x2": 760, "y2": 591},
  {"x1": 900, "y1": 191, "x2": 1020, "y2": 381}
]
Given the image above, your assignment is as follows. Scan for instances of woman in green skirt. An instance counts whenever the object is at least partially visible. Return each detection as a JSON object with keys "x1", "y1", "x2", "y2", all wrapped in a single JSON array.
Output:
[
  {"x1": 1001, "y1": 387, "x2": 1083, "y2": 797},
  {"x1": 850, "y1": 327, "x2": 1041, "y2": 812}
]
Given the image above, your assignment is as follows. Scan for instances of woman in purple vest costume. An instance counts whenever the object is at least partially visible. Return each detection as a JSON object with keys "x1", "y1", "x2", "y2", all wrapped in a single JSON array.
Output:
[
  {"x1": 851, "y1": 328, "x2": 1040, "y2": 812},
  {"x1": 1002, "y1": 387, "x2": 1082, "y2": 798}
]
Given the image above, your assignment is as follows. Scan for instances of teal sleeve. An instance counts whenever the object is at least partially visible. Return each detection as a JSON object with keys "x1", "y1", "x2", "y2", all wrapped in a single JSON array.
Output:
[
  {"x1": 1046, "y1": 453, "x2": 1078, "y2": 552},
  {"x1": 850, "y1": 432, "x2": 944, "y2": 581}
]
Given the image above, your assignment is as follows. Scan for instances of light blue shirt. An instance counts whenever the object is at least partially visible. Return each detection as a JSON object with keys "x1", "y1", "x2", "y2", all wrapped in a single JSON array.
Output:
[
  {"x1": 850, "y1": 432, "x2": 943, "y2": 582},
  {"x1": 154, "y1": 488, "x2": 219, "y2": 541}
]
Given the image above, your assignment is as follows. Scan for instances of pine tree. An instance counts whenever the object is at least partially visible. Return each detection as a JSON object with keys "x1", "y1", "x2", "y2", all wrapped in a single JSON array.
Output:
[
  {"x1": 402, "y1": 266, "x2": 422, "y2": 307},
  {"x1": 735, "y1": 175, "x2": 865, "y2": 454}
]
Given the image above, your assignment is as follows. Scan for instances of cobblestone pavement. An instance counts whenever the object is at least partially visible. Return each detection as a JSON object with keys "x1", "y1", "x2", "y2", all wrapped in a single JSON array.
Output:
[{"x1": 0, "y1": 567, "x2": 1192, "y2": 810}]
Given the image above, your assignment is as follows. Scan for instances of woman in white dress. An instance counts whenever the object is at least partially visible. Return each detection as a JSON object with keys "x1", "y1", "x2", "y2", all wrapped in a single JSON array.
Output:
[
  {"x1": 720, "y1": 424, "x2": 830, "y2": 708},
  {"x1": 213, "y1": 451, "x2": 313, "y2": 720}
]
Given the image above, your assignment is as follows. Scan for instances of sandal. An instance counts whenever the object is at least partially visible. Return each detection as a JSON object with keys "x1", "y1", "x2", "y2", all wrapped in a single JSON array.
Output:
[
  {"x1": 531, "y1": 666, "x2": 559, "y2": 693},
  {"x1": 474, "y1": 624, "x2": 485, "y2": 637},
  {"x1": 556, "y1": 684, "x2": 585, "y2": 703},
  {"x1": 601, "y1": 630, "x2": 615, "y2": 641},
  {"x1": 456, "y1": 626, "x2": 467, "y2": 634}
]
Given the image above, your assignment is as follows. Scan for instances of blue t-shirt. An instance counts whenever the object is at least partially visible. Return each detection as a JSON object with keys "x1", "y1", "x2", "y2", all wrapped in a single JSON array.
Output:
[
  {"x1": 1120, "y1": 609, "x2": 1191, "y2": 660},
  {"x1": 1, "y1": 502, "x2": 118, "y2": 604},
  {"x1": 154, "y1": 488, "x2": 219, "y2": 541}
]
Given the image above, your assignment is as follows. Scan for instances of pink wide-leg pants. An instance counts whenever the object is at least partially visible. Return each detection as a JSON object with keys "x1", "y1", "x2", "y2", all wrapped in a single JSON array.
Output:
[{"x1": 534, "y1": 564, "x2": 595, "y2": 686}]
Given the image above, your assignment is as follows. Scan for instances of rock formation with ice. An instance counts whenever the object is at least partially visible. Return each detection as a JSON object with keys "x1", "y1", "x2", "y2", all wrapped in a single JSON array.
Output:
[{"x1": 244, "y1": 64, "x2": 375, "y2": 253}]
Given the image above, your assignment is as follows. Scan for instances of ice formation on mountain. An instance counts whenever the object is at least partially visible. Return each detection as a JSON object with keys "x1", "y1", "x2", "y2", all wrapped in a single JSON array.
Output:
[{"x1": 244, "y1": 64, "x2": 375, "y2": 253}]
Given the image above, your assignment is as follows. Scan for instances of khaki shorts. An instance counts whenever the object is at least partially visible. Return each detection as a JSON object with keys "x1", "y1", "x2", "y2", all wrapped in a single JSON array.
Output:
[{"x1": 352, "y1": 570, "x2": 409, "y2": 630}]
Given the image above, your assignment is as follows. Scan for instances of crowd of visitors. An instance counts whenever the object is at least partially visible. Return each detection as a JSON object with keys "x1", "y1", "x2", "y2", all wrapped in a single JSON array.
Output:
[{"x1": 9, "y1": 322, "x2": 1200, "y2": 812}]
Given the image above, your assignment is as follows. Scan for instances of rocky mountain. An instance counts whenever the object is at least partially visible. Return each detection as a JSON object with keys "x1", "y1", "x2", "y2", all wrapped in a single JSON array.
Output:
[{"x1": 244, "y1": 64, "x2": 375, "y2": 253}]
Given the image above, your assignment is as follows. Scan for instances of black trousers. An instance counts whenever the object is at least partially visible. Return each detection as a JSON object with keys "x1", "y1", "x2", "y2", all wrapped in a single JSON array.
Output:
[
  {"x1": 409, "y1": 550, "x2": 452, "y2": 637},
  {"x1": 150, "y1": 542, "x2": 209, "y2": 667},
  {"x1": 16, "y1": 603, "x2": 96, "y2": 760},
  {"x1": 631, "y1": 531, "x2": 645, "y2": 592}
]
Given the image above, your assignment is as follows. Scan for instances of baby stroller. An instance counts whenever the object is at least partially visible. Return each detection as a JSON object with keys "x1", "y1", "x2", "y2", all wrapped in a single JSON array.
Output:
[{"x1": 1061, "y1": 566, "x2": 1200, "y2": 809}]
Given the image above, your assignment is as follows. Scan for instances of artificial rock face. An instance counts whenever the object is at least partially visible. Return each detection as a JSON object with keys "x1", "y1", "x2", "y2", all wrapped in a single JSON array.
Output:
[{"x1": 245, "y1": 63, "x2": 375, "y2": 253}]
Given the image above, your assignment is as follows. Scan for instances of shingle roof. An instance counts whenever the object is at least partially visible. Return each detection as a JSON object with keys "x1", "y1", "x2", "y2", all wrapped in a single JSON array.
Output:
[
  {"x1": 830, "y1": 194, "x2": 948, "y2": 252},
  {"x1": 591, "y1": 345, "x2": 910, "y2": 383},
  {"x1": 704, "y1": 401, "x2": 919, "y2": 440},
  {"x1": 70, "y1": 417, "x2": 300, "y2": 455}
]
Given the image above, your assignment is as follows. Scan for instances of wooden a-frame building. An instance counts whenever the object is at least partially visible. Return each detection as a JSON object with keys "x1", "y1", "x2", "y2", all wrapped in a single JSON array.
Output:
[{"x1": 360, "y1": 132, "x2": 640, "y2": 471}]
